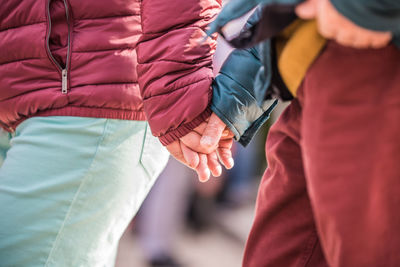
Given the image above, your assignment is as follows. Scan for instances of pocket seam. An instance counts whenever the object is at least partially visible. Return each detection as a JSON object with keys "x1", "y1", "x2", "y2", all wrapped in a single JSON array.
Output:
[{"x1": 138, "y1": 125, "x2": 153, "y2": 180}]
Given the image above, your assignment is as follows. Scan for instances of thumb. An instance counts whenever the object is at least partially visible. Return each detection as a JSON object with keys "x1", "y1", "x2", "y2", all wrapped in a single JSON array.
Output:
[
  {"x1": 200, "y1": 113, "x2": 226, "y2": 149},
  {"x1": 295, "y1": 0, "x2": 318, "y2": 19}
]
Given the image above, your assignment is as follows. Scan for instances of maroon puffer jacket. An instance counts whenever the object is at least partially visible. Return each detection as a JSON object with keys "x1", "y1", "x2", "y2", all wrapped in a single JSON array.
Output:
[{"x1": 0, "y1": 0, "x2": 220, "y2": 145}]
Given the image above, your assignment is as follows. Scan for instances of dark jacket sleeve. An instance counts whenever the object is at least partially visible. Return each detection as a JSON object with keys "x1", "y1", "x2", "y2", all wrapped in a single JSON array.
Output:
[
  {"x1": 212, "y1": 44, "x2": 277, "y2": 147},
  {"x1": 211, "y1": 9, "x2": 278, "y2": 147},
  {"x1": 137, "y1": 0, "x2": 221, "y2": 146},
  {"x1": 331, "y1": 0, "x2": 400, "y2": 46}
]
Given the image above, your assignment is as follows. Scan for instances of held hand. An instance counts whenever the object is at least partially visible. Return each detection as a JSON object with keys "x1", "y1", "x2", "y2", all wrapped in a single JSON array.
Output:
[
  {"x1": 181, "y1": 113, "x2": 234, "y2": 169},
  {"x1": 295, "y1": 0, "x2": 392, "y2": 49},
  {"x1": 166, "y1": 140, "x2": 211, "y2": 182},
  {"x1": 166, "y1": 113, "x2": 235, "y2": 182},
  {"x1": 181, "y1": 113, "x2": 234, "y2": 160},
  {"x1": 200, "y1": 113, "x2": 235, "y2": 170}
]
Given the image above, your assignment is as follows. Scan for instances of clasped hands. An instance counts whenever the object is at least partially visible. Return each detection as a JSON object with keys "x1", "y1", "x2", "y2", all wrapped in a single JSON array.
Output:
[{"x1": 166, "y1": 113, "x2": 235, "y2": 182}]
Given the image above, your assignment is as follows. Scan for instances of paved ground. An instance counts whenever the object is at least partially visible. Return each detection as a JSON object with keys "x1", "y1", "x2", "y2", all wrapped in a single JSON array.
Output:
[{"x1": 115, "y1": 205, "x2": 255, "y2": 267}]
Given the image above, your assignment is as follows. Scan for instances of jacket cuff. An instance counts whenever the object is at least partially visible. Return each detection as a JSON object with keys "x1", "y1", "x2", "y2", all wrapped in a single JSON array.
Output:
[
  {"x1": 211, "y1": 100, "x2": 277, "y2": 147},
  {"x1": 158, "y1": 107, "x2": 212, "y2": 146},
  {"x1": 237, "y1": 100, "x2": 277, "y2": 146}
]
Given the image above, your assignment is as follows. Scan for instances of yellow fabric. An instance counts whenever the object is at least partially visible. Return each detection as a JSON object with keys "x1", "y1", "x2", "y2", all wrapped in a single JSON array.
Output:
[{"x1": 275, "y1": 20, "x2": 327, "y2": 97}]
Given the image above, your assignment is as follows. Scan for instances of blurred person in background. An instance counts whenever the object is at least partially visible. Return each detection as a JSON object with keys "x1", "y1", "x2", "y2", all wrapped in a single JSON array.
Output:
[
  {"x1": 201, "y1": 0, "x2": 400, "y2": 266},
  {"x1": 136, "y1": 158, "x2": 193, "y2": 267},
  {"x1": 0, "y1": 0, "x2": 237, "y2": 266},
  {"x1": 220, "y1": 137, "x2": 265, "y2": 208},
  {"x1": 136, "y1": 157, "x2": 229, "y2": 267}
]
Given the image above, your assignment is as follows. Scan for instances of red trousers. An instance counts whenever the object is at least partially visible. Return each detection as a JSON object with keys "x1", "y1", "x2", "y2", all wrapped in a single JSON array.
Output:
[{"x1": 243, "y1": 42, "x2": 400, "y2": 267}]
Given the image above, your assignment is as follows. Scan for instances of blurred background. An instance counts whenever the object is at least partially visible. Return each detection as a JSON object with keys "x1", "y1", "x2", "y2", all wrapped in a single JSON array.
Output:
[{"x1": 115, "y1": 5, "x2": 288, "y2": 267}]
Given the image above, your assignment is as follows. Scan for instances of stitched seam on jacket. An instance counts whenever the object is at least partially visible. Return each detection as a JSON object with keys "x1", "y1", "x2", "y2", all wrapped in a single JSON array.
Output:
[
  {"x1": 72, "y1": 47, "x2": 135, "y2": 53},
  {"x1": 138, "y1": 57, "x2": 210, "y2": 65},
  {"x1": 141, "y1": 24, "x2": 205, "y2": 37},
  {"x1": 141, "y1": 64, "x2": 211, "y2": 93},
  {"x1": 75, "y1": 14, "x2": 140, "y2": 21},
  {"x1": 40, "y1": 105, "x2": 141, "y2": 112},
  {"x1": 143, "y1": 77, "x2": 209, "y2": 100},
  {"x1": 0, "y1": 21, "x2": 46, "y2": 32},
  {"x1": 0, "y1": 57, "x2": 43, "y2": 66},
  {"x1": 0, "y1": 82, "x2": 139, "y2": 102},
  {"x1": 71, "y1": 82, "x2": 138, "y2": 88}
]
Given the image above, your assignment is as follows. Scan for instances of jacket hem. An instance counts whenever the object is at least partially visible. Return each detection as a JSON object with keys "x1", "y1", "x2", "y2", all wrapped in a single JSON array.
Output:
[{"x1": 7, "y1": 106, "x2": 146, "y2": 131}]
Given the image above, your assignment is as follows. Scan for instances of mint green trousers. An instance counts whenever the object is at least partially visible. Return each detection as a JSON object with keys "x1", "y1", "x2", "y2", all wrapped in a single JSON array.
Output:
[{"x1": 0, "y1": 117, "x2": 169, "y2": 267}]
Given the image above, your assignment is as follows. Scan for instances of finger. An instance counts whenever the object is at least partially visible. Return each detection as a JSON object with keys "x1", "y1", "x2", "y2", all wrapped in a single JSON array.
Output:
[
  {"x1": 218, "y1": 138, "x2": 233, "y2": 149},
  {"x1": 180, "y1": 142, "x2": 200, "y2": 169},
  {"x1": 347, "y1": 29, "x2": 390, "y2": 49},
  {"x1": 335, "y1": 31, "x2": 356, "y2": 47},
  {"x1": 217, "y1": 139, "x2": 234, "y2": 169},
  {"x1": 316, "y1": 16, "x2": 336, "y2": 40},
  {"x1": 166, "y1": 141, "x2": 186, "y2": 165},
  {"x1": 217, "y1": 147, "x2": 234, "y2": 170},
  {"x1": 207, "y1": 151, "x2": 222, "y2": 177},
  {"x1": 192, "y1": 121, "x2": 208, "y2": 135},
  {"x1": 351, "y1": 36, "x2": 371, "y2": 49},
  {"x1": 200, "y1": 113, "x2": 226, "y2": 149},
  {"x1": 369, "y1": 33, "x2": 392, "y2": 49},
  {"x1": 196, "y1": 154, "x2": 211, "y2": 182},
  {"x1": 295, "y1": 0, "x2": 317, "y2": 19},
  {"x1": 194, "y1": 123, "x2": 233, "y2": 140},
  {"x1": 221, "y1": 128, "x2": 235, "y2": 139},
  {"x1": 181, "y1": 131, "x2": 215, "y2": 154}
]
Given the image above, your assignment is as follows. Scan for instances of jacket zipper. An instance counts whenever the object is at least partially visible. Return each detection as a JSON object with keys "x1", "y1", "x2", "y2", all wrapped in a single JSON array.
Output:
[{"x1": 46, "y1": 0, "x2": 71, "y2": 94}]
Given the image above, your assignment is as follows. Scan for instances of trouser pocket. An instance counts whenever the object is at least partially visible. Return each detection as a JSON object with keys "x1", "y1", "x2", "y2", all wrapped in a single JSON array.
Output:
[{"x1": 139, "y1": 124, "x2": 169, "y2": 180}]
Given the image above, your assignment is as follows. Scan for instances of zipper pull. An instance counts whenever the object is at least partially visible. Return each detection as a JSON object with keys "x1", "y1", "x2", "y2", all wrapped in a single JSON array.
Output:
[{"x1": 62, "y1": 69, "x2": 68, "y2": 94}]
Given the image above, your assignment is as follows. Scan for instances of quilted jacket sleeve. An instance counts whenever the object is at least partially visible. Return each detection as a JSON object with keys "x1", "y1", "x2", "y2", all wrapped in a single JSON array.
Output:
[{"x1": 137, "y1": 0, "x2": 221, "y2": 146}]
